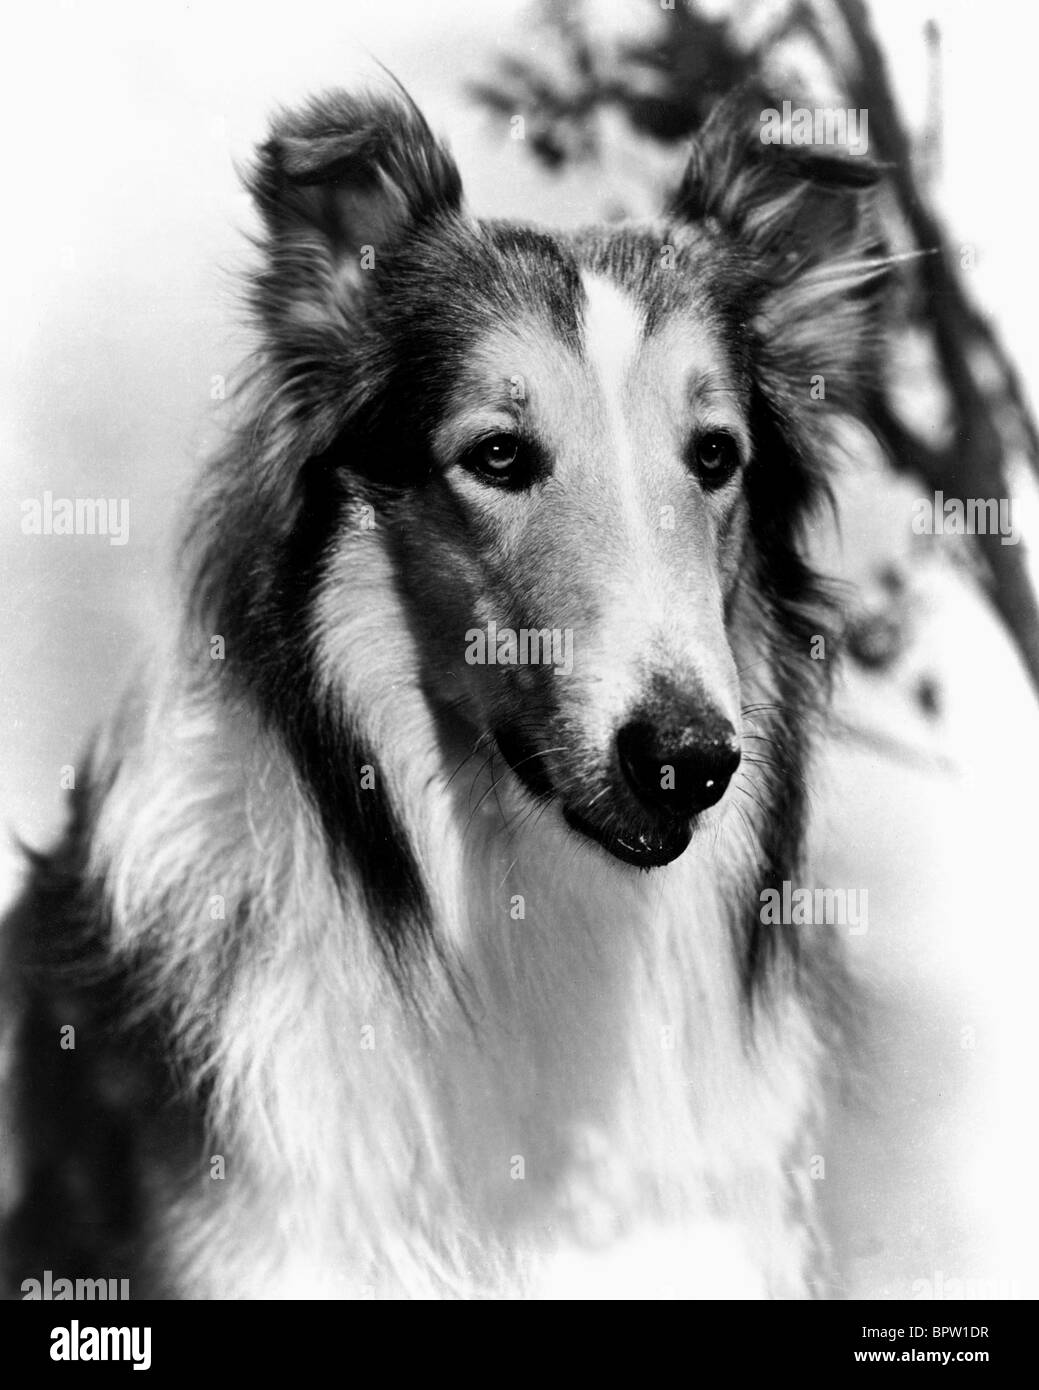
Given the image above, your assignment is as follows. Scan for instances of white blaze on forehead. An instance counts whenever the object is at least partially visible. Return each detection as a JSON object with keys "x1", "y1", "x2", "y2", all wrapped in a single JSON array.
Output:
[
  {"x1": 580, "y1": 273, "x2": 644, "y2": 398},
  {"x1": 575, "y1": 273, "x2": 662, "y2": 745},
  {"x1": 572, "y1": 273, "x2": 740, "y2": 741},
  {"x1": 578, "y1": 273, "x2": 654, "y2": 541}
]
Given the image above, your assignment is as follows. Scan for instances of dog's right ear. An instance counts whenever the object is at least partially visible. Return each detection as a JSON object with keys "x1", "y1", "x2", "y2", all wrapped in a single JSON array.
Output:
[
  {"x1": 247, "y1": 89, "x2": 462, "y2": 330},
  {"x1": 670, "y1": 90, "x2": 888, "y2": 438}
]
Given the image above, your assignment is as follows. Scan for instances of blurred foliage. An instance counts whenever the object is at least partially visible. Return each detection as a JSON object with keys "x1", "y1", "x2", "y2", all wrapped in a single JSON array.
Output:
[{"x1": 470, "y1": 1, "x2": 751, "y2": 166}]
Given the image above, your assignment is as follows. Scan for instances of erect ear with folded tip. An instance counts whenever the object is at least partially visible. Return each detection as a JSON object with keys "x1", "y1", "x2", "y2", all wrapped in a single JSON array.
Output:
[
  {"x1": 671, "y1": 91, "x2": 892, "y2": 427},
  {"x1": 247, "y1": 88, "x2": 463, "y2": 328}
]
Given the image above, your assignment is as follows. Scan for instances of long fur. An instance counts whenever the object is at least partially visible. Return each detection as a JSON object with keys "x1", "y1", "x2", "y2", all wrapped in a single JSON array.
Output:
[{"x1": 1, "y1": 85, "x2": 888, "y2": 1299}]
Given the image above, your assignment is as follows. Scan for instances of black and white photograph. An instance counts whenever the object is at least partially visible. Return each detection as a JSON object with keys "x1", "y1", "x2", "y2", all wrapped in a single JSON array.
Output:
[{"x1": 0, "y1": 0, "x2": 1036, "y2": 1339}]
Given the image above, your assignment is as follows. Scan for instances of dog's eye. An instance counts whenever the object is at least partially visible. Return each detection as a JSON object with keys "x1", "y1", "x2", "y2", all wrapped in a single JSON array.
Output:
[
  {"x1": 690, "y1": 431, "x2": 741, "y2": 488},
  {"x1": 481, "y1": 435, "x2": 519, "y2": 471},
  {"x1": 461, "y1": 433, "x2": 536, "y2": 489}
]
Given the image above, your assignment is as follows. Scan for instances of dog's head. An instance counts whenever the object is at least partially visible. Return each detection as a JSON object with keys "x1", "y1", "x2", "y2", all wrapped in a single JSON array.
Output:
[{"x1": 229, "y1": 87, "x2": 886, "y2": 870}]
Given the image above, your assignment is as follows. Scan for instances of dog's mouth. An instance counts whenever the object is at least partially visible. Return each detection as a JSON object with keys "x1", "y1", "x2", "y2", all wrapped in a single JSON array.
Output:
[
  {"x1": 494, "y1": 726, "x2": 694, "y2": 870},
  {"x1": 560, "y1": 805, "x2": 693, "y2": 869}
]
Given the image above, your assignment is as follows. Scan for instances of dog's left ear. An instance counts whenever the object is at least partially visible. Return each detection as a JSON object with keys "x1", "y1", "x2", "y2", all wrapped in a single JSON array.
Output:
[
  {"x1": 242, "y1": 87, "x2": 463, "y2": 441},
  {"x1": 671, "y1": 93, "x2": 889, "y2": 429},
  {"x1": 246, "y1": 88, "x2": 462, "y2": 338}
]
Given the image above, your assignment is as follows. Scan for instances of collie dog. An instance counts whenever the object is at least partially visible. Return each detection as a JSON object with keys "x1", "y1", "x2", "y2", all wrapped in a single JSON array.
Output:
[{"x1": 2, "y1": 86, "x2": 888, "y2": 1299}]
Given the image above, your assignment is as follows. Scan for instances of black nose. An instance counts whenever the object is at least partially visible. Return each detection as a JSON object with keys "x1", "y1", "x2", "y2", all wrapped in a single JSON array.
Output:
[{"x1": 616, "y1": 712, "x2": 740, "y2": 818}]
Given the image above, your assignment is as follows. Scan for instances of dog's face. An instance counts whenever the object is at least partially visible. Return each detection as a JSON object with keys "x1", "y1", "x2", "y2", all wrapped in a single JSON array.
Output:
[
  {"x1": 374, "y1": 225, "x2": 751, "y2": 867},
  {"x1": 243, "y1": 90, "x2": 884, "y2": 869}
]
